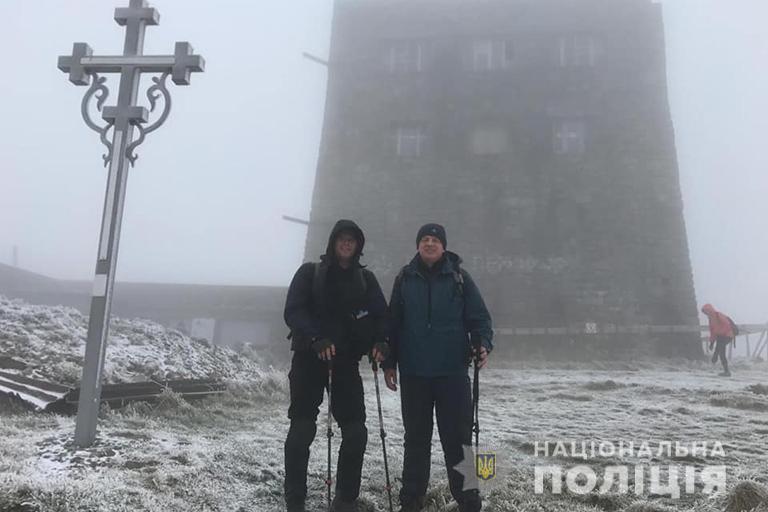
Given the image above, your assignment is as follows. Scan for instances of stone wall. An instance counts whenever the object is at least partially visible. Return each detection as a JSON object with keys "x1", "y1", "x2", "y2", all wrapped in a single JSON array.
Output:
[{"x1": 305, "y1": 0, "x2": 700, "y2": 356}]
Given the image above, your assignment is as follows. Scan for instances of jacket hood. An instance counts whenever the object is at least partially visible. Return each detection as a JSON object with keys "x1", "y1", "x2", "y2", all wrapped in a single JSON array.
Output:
[
  {"x1": 321, "y1": 219, "x2": 365, "y2": 264},
  {"x1": 443, "y1": 251, "x2": 462, "y2": 269},
  {"x1": 701, "y1": 303, "x2": 716, "y2": 316}
]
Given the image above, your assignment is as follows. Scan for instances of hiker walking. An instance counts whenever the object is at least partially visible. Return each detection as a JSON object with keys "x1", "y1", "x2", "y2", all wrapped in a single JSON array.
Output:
[
  {"x1": 283, "y1": 219, "x2": 389, "y2": 512},
  {"x1": 702, "y1": 303, "x2": 737, "y2": 377},
  {"x1": 383, "y1": 223, "x2": 493, "y2": 512}
]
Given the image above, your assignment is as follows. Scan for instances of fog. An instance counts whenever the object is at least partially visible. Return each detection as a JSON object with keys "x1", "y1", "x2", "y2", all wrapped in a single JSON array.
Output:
[{"x1": 0, "y1": 0, "x2": 766, "y2": 323}]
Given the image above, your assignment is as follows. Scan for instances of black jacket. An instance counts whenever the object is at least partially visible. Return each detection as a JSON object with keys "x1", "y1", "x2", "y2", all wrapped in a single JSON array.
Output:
[{"x1": 284, "y1": 220, "x2": 388, "y2": 360}]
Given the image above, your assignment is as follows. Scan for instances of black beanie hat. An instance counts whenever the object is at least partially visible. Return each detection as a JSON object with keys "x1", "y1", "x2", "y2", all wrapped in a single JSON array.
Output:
[{"x1": 416, "y1": 223, "x2": 447, "y2": 248}]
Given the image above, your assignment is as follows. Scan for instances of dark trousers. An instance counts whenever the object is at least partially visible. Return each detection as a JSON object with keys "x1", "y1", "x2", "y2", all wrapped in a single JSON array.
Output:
[
  {"x1": 711, "y1": 336, "x2": 731, "y2": 372},
  {"x1": 284, "y1": 351, "x2": 367, "y2": 504},
  {"x1": 399, "y1": 373, "x2": 475, "y2": 507}
]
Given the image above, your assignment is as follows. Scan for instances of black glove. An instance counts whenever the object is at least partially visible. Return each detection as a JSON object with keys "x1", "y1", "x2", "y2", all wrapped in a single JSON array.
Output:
[
  {"x1": 369, "y1": 341, "x2": 390, "y2": 362},
  {"x1": 468, "y1": 339, "x2": 490, "y2": 364},
  {"x1": 311, "y1": 337, "x2": 334, "y2": 355}
]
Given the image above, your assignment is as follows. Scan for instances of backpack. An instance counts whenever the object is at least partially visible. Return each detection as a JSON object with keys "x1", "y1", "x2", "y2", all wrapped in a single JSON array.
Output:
[{"x1": 727, "y1": 316, "x2": 739, "y2": 337}]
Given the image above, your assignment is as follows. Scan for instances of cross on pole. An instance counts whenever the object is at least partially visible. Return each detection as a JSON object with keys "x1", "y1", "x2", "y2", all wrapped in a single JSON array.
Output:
[{"x1": 58, "y1": 0, "x2": 204, "y2": 447}]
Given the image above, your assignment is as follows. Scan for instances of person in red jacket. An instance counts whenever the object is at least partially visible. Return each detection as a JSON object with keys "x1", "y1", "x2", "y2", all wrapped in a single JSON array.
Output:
[{"x1": 701, "y1": 303, "x2": 736, "y2": 377}]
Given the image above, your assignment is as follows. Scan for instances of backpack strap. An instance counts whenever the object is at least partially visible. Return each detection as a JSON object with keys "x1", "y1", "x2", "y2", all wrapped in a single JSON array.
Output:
[
  {"x1": 311, "y1": 262, "x2": 328, "y2": 309},
  {"x1": 313, "y1": 261, "x2": 368, "y2": 304},
  {"x1": 453, "y1": 268, "x2": 465, "y2": 298},
  {"x1": 356, "y1": 267, "x2": 368, "y2": 296}
]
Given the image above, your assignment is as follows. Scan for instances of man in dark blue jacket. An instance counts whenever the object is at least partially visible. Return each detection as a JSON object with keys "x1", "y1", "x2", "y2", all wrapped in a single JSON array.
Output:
[
  {"x1": 284, "y1": 219, "x2": 389, "y2": 512},
  {"x1": 383, "y1": 223, "x2": 493, "y2": 512}
]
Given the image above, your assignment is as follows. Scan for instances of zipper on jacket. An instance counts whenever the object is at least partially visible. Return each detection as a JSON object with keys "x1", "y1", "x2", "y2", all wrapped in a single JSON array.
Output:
[
  {"x1": 427, "y1": 279, "x2": 432, "y2": 329},
  {"x1": 416, "y1": 270, "x2": 432, "y2": 329}
]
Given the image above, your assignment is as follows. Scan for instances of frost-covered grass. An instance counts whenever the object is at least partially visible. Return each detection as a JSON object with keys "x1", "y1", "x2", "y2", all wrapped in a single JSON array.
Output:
[
  {"x1": 0, "y1": 379, "x2": 289, "y2": 512},
  {"x1": 0, "y1": 295, "x2": 269, "y2": 385},
  {"x1": 1, "y1": 297, "x2": 767, "y2": 511},
  {"x1": 1, "y1": 362, "x2": 767, "y2": 511}
]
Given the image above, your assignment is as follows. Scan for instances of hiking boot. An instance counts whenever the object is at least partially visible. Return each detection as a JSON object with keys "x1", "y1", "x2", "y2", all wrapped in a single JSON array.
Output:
[
  {"x1": 285, "y1": 498, "x2": 305, "y2": 512},
  {"x1": 331, "y1": 496, "x2": 359, "y2": 512},
  {"x1": 398, "y1": 496, "x2": 425, "y2": 512},
  {"x1": 460, "y1": 490, "x2": 482, "y2": 512},
  {"x1": 719, "y1": 371, "x2": 732, "y2": 377}
]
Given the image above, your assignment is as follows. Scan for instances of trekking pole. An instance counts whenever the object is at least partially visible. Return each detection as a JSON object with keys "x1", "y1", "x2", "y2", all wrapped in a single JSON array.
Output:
[
  {"x1": 472, "y1": 340, "x2": 481, "y2": 457},
  {"x1": 372, "y1": 360, "x2": 394, "y2": 512},
  {"x1": 326, "y1": 360, "x2": 334, "y2": 512}
]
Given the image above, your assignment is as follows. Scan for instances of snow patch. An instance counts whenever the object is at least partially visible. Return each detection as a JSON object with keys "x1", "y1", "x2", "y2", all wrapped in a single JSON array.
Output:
[{"x1": 0, "y1": 295, "x2": 272, "y2": 386}]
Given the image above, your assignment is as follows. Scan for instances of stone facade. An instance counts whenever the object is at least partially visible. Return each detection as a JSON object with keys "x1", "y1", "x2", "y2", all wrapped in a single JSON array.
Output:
[{"x1": 305, "y1": 0, "x2": 699, "y2": 356}]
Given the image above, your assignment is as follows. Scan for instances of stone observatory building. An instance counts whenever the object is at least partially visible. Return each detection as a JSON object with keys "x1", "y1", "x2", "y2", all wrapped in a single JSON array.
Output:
[{"x1": 304, "y1": 0, "x2": 700, "y2": 357}]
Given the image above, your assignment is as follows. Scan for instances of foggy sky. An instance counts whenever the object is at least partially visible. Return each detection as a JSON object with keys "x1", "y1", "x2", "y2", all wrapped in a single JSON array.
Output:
[{"x1": 0, "y1": 1, "x2": 766, "y2": 323}]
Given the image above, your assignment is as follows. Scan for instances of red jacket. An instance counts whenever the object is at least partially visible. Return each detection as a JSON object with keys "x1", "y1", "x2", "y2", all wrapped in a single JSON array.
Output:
[{"x1": 701, "y1": 303, "x2": 735, "y2": 342}]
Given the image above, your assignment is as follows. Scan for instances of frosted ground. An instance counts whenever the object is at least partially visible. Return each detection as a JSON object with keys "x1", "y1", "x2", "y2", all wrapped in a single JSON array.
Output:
[{"x1": 1, "y1": 297, "x2": 767, "y2": 511}]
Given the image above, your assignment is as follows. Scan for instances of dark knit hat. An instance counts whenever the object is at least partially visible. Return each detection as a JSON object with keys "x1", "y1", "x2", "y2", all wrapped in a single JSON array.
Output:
[{"x1": 416, "y1": 223, "x2": 447, "y2": 248}]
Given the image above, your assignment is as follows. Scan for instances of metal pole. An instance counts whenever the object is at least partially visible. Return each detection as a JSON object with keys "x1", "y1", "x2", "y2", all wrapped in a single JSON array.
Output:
[
  {"x1": 59, "y1": 1, "x2": 203, "y2": 447},
  {"x1": 74, "y1": 127, "x2": 133, "y2": 446},
  {"x1": 754, "y1": 330, "x2": 768, "y2": 359},
  {"x1": 282, "y1": 214, "x2": 311, "y2": 226},
  {"x1": 302, "y1": 51, "x2": 329, "y2": 67},
  {"x1": 326, "y1": 361, "x2": 334, "y2": 512},
  {"x1": 472, "y1": 342, "x2": 481, "y2": 466},
  {"x1": 372, "y1": 361, "x2": 394, "y2": 512},
  {"x1": 74, "y1": 8, "x2": 146, "y2": 448}
]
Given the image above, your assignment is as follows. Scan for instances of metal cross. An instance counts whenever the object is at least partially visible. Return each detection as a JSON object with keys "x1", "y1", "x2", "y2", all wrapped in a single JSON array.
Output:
[{"x1": 57, "y1": 0, "x2": 204, "y2": 447}]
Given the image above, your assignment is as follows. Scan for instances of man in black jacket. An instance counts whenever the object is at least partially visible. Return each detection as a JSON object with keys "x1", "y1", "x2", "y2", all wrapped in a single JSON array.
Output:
[{"x1": 283, "y1": 219, "x2": 389, "y2": 512}]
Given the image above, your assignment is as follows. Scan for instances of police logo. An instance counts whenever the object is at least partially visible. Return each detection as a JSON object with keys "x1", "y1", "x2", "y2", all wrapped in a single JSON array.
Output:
[{"x1": 476, "y1": 452, "x2": 496, "y2": 481}]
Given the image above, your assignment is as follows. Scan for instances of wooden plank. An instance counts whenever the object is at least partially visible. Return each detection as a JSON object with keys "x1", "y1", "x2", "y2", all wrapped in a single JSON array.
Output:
[
  {"x1": 0, "y1": 370, "x2": 71, "y2": 393},
  {"x1": 0, "y1": 377, "x2": 62, "y2": 403}
]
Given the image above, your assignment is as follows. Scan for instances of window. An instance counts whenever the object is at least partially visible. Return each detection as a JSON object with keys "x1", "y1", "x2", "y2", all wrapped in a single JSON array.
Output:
[
  {"x1": 472, "y1": 39, "x2": 514, "y2": 71},
  {"x1": 395, "y1": 126, "x2": 427, "y2": 157},
  {"x1": 558, "y1": 35, "x2": 599, "y2": 67},
  {"x1": 388, "y1": 42, "x2": 423, "y2": 73},
  {"x1": 553, "y1": 120, "x2": 586, "y2": 155},
  {"x1": 470, "y1": 125, "x2": 509, "y2": 155}
]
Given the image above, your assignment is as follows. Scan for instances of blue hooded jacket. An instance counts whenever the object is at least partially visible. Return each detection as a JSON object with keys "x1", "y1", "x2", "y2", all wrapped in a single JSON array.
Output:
[{"x1": 385, "y1": 251, "x2": 493, "y2": 377}]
